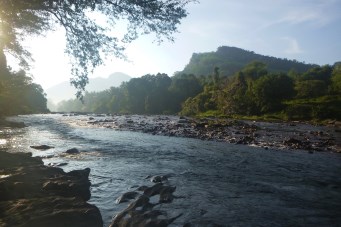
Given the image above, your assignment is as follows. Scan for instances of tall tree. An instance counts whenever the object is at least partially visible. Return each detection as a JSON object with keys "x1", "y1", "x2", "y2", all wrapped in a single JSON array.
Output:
[
  {"x1": 253, "y1": 73, "x2": 294, "y2": 113},
  {"x1": 331, "y1": 62, "x2": 341, "y2": 94},
  {"x1": 0, "y1": 0, "x2": 196, "y2": 98}
]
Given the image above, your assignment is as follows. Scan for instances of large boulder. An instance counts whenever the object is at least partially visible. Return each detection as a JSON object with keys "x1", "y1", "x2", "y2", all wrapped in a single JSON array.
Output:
[{"x1": 0, "y1": 150, "x2": 103, "y2": 226}]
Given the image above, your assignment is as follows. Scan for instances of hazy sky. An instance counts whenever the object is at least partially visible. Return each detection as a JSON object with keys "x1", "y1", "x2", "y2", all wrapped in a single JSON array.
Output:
[{"x1": 8, "y1": 0, "x2": 341, "y2": 89}]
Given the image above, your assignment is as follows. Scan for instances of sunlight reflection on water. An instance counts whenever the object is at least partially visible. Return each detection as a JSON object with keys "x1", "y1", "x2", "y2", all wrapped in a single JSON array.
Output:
[{"x1": 0, "y1": 139, "x2": 6, "y2": 145}]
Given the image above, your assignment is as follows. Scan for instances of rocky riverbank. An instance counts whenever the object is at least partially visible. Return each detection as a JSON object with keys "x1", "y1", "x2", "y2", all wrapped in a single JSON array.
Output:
[
  {"x1": 0, "y1": 150, "x2": 103, "y2": 227},
  {"x1": 68, "y1": 114, "x2": 341, "y2": 153}
]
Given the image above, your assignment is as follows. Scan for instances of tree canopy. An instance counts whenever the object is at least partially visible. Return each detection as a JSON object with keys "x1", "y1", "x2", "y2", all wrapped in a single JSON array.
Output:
[{"x1": 0, "y1": 0, "x2": 195, "y2": 98}]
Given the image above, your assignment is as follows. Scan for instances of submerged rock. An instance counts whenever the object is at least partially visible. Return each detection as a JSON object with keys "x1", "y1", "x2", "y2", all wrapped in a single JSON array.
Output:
[
  {"x1": 110, "y1": 174, "x2": 181, "y2": 227},
  {"x1": 65, "y1": 148, "x2": 80, "y2": 154},
  {"x1": 150, "y1": 175, "x2": 168, "y2": 183},
  {"x1": 30, "y1": 145, "x2": 54, "y2": 150},
  {"x1": 116, "y1": 191, "x2": 140, "y2": 204}
]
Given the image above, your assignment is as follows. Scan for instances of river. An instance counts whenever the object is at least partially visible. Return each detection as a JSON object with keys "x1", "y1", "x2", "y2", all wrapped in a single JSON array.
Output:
[{"x1": 1, "y1": 114, "x2": 341, "y2": 226}]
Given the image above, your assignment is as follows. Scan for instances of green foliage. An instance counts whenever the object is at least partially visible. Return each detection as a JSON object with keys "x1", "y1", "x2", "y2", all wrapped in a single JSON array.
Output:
[
  {"x1": 252, "y1": 73, "x2": 294, "y2": 113},
  {"x1": 180, "y1": 89, "x2": 218, "y2": 116},
  {"x1": 57, "y1": 73, "x2": 201, "y2": 115},
  {"x1": 181, "y1": 61, "x2": 340, "y2": 121},
  {"x1": 285, "y1": 96, "x2": 341, "y2": 120},
  {"x1": 299, "y1": 65, "x2": 333, "y2": 82},
  {"x1": 222, "y1": 72, "x2": 254, "y2": 115},
  {"x1": 331, "y1": 62, "x2": 341, "y2": 94},
  {"x1": 0, "y1": 68, "x2": 48, "y2": 116},
  {"x1": 0, "y1": 0, "x2": 195, "y2": 98},
  {"x1": 169, "y1": 74, "x2": 203, "y2": 112},
  {"x1": 295, "y1": 80, "x2": 327, "y2": 98},
  {"x1": 242, "y1": 61, "x2": 268, "y2": 80}
]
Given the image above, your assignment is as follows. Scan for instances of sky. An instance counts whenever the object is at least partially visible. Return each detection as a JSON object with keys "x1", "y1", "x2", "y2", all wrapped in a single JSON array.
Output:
[{"x1": 7, "y1": 0, "x2": 341, "y2": 90}]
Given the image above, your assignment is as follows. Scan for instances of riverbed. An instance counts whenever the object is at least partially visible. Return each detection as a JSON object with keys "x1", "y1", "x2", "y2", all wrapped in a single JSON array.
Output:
[{"x1": 1, "y1": 114, "x2": 341, "y2": 226}]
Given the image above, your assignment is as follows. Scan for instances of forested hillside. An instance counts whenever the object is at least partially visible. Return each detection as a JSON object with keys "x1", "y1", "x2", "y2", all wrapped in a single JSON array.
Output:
[{"x1": 180, "y1": 46, "x2": 317, "y2": 77}]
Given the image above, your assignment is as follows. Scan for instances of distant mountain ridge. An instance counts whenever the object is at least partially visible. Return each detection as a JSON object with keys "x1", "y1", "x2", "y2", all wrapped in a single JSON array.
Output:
[
  {"x1": 46, "y1": 72, "x2": 131, "y2": 103},
  {"x1": 180, "y1": 46, "x2": 317, "y2": 76}
]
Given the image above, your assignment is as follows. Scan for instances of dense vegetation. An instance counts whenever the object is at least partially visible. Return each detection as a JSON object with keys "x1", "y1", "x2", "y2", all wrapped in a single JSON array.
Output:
[
  {"x1": 56, "y1": 59, "x2": 341, "y2": 121},
  {"x1": 57, "y1": 73, "x2": 203, "y2": 114},
  {"x1": 0, "y1": 67, "x2": 48, "y2": 116},
  {"x1": 181, "y1": 62, "x2": 341, "y2": 120}
]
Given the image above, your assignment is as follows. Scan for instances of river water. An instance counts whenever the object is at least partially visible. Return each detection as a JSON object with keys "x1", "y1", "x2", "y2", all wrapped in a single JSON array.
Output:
[{"x1": 1, "y1": 114, "x2": 341, "y2": 226}]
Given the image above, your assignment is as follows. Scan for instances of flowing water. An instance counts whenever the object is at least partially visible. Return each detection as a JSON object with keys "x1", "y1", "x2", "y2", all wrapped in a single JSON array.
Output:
[{"x1": 1, "y1": 114, "x2": 341, "y2": 226}]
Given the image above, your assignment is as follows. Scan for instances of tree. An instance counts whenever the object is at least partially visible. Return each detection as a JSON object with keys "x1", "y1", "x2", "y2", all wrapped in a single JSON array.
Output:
[
  {"x1": 223, "y1": 72, "x2": 254, "y2": 115},
  {"x1": 169, "y1": 74, "x2": 203, "y2": 112},
  {"x1": 0, "y1": 0, "x2": 196, "y2": 98},
  {"x1": 253, "y1": 73, "x2": 294, "y2": 113},
  {"x1": 299, "y1": 65, "x2": 332, "y2": 83},
  {"x1": 295, "y1": 80, "x2": 327, "y2": 98},
  {"x1": 331, "y1": 62, "x2": 341, "y2": 94},
  {"x1": 242, "y1": 61, "x2": 268, "y2": 80},
  {"x1": 0, "y1": 69, "x2": 48, "y2": 115}
]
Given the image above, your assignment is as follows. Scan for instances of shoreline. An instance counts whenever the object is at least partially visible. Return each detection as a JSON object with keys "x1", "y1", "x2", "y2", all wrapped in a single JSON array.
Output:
[
  {"x1": 0, "y1": 150, "x2": 103, "y2": 226},
  {"x1": 70, "y1": 114, "x2": 341, "y2": 153}
]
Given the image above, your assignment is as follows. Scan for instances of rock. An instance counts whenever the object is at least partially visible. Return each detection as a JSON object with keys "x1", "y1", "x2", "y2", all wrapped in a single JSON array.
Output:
[
  {"x1": 143, "y1": 213, "x2": 182, "y2": 226},
  {"x1": 136, "y1": 185, "x2": 149, "y2": 191},
  {"x1": 116, "y1": 191, "x2": 140, "y2": 204},
  {"x1": 57, "y1": 162, "x2": 68, "y2": 167},
  {"x1": 0, "y1": 150, "x2": 103, "y2": 226},
  {"x1": 0, "y1": 197, "x2": 103, "y2": 227},
  {"x1": 30, "y1": 145, "x2": 54, "y2": 150},
  {"x1": 65, "y1": 148, "x2": 80, "y2": 154},
  {"x1": 0, "y1": 119, "x2": 26, "y2": 128},
  {"x1": 178, "y1": 119, "x2": 188, "y2": 124},
  {"x1": 110, "y1": 172, "x2": 182, "y2": 227},
  {"x1": 41, "y1": 168, "x2": 91, "y2": 201},
  {"x1": 236, "y1": 136, "x2": 254, "y2": 144},
  {"x1": 143, "y1": 183, "x2": 164, "y2": 196},
  {"x1": 159, "y1": 186, "x2": 176, "y2": 203},
  {"x1": 284, "y1": 138, "x2": 302, "y2": 145},
  {"x1": 127, "y1": 194, "x2": 153, "y2": 210},
  {"x1": 150, "y1": 175, "x2": 168, "y2": 183}
]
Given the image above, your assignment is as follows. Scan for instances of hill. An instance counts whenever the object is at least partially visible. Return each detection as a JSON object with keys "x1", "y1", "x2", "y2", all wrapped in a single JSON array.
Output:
[
  {"x1": 179, "y1": 46, "x2": 317, "y2": 76},
  {"x1": 46, "y1": 72, "x2": 131, "y2": 104}
]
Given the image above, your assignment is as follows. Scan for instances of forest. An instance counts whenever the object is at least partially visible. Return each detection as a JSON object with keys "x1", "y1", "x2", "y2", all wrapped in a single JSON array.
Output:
[{"x1": 56, "y1": 61, "x2": 341, "y2": 121}]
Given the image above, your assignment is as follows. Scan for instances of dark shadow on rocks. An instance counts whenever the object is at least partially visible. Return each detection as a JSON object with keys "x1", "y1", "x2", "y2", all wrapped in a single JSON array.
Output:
[{"x1": 0, "y1": 150, "x2": 103, "y2": 227}]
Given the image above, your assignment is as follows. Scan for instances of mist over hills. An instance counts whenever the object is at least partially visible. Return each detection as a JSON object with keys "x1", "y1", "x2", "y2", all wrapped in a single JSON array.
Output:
[
  {"x1": 46, "y1": 72, "x2": 131, "y2": 103},
  {"x1": 179, "y1": 46, "x2": 318, "y2": 76}
]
